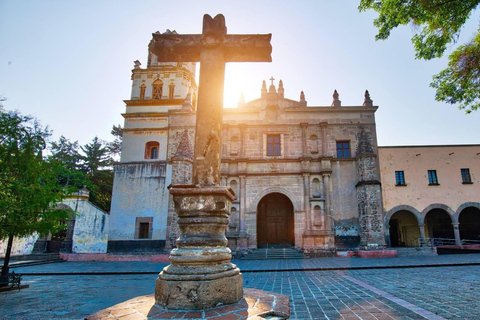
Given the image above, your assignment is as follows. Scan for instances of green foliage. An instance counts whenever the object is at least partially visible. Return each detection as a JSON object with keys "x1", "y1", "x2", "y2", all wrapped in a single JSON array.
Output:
[
  {"x1": 79, "y1": 137, "x2": 114, "y2": 212},
  {"x1": 0, "y1": 111, "x2": 71, "y2": 240},
  {"x1": 48, "y1": 136, "x2": 91, "y2": 190},
  {"x1": 431, "y1": 31, "x2": 480, "y2": 113},
  {"x1": 359, "y1": 0, "x2": 480, "y2": 112},
  {"x1": 108, "y1": 124, "x2": 123, "y2": 159},
  {"x1": 359, "y1": 0, "x2": 479, "y2": 59}
]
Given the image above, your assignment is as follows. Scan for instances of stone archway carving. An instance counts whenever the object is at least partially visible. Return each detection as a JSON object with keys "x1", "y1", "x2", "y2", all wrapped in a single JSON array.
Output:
[
  {"x1": 248, "y1": 187, "x2": 301, "y2": 213},
  {"x1": 421, "y1": 203, "x2": 456, "y2": 222},
  {"x1": 385, "y1": 205, "x2": 423, "y2": 225},
  {"x1": 454, "y1": 202, "x2": 480, "y2": 222}
]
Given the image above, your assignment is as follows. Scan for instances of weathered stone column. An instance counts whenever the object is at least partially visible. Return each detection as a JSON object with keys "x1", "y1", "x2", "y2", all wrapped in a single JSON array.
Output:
[
  {"x1": 418, "y1": 223, "x2": 427, "y2": 247},
  {"x1": 323, "y1": 173, "x2": 333, "y2": 232},
  {"x1": 239, "y1": 174, "x2": 247, "y2": 233},
  {"x1": 301, "y1": 123, "x2": 308, "y2": 154},
  {"x1": 150, "y1": 13, "x2": 272, "y2": 311},
  {"x1": 453, "y1": 222, "x2": 462, "y2": 245},
  {"x1": 239, "y1": 123, "x2": 246, "y2": 158},
  {"x1": 320, "y1": 122, "x2": 328, "y2": 156},
  {"x1": 303, "y1": 173, "x2": 311, "y2": 231},
  {"x1": 156, "y1": 185, "x2": 242, "y2": 309}
]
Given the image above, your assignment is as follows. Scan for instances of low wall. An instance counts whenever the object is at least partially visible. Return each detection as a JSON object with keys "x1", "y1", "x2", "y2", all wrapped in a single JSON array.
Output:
[{"x1": 59, "y1": 253, "x2": 169, "y2": 262}]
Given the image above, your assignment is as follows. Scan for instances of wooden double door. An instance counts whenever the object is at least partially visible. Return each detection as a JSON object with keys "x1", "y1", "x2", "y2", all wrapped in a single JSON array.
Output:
[{"x1": 257, "y1": 193, "x2": 294, "y2": 248}]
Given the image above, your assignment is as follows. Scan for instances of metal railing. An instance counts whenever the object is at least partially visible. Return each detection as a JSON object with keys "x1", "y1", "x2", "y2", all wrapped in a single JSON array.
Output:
[{"x1": 418, "y1": 237, "x2": 480, "y2": 247}]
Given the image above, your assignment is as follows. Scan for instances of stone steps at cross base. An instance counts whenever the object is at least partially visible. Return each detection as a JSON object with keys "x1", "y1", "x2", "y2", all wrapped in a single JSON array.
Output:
[
  {"x1": 240, "y1": 248, "x2": 309, "y2": 260},
  {"x1": 393, "y1": 247, "x2": 437, "y2": 257}
]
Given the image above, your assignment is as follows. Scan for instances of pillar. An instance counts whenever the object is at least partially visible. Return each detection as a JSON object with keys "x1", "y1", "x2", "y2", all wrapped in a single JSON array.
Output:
[
  {"x1": 418, "y1": 223, "x2": 427, "y2": 247},
  {"x1": 323, "y1": 174, "x2": 333, "y2": 232},
  {"x1": 453, "y1": 222, "x2": 461, "y2": 245},
  {"x1": 239, "y1": 124, "x2": 246, "y2": 158},
  {"x1": 303, "y1": 173, "x2": 311, "y2": 231},
  {"x1": 301, "y1": 123, "x2": 308, "y2": 154},
  {"x1": 320, "y1": 122, "x2": 328, "y2": 156},
  {"x1": 239, "y1": 175, "x2": 246, "y2": 233}
]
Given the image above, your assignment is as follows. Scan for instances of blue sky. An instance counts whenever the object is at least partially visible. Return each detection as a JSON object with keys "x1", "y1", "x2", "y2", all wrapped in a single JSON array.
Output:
[{"x1": 1, "y1": 1, "x2": 479, "y2": 147}]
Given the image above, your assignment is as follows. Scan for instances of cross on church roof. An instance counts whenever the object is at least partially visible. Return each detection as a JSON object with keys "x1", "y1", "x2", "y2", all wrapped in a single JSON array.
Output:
[{"x1": 270, "y1": 76, "x2": 275, "y2": 86}]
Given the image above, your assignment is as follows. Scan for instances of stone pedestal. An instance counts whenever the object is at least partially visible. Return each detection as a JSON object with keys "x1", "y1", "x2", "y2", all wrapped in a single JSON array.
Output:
[
  {"x1": 155, "y1": 185, "x2": 243, "y2": 310},
  {"x1": 87, "y1": 288, "x2": 290, "y2": 320}
]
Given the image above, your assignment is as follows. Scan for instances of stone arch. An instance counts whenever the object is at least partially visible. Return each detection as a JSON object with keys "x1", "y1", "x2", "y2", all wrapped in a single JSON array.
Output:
[
  {"x1": 257, "y1": 193, "x2": 295, "y2": 247},
  {"x1": 385, "y1": 205, "x2": 423, "y2": 225},
  {"x1": 248, "y1": 187, "x2": 301, "y2": 213},
  {"x1": 423, "y1": 204, "x2": 455, "y2": 239},
  {"x1": 386, "y1": 206, "x2": 422, "y2": 247},
  {"x1": 421, "y1": 203, "x2": 455, "y2": 222},
  {"x1": 455, "y1": 202, "x2": 480, "y2": 241},
  {"x1": 454, "y1": 202, "x2": 480, "y2": 222}
]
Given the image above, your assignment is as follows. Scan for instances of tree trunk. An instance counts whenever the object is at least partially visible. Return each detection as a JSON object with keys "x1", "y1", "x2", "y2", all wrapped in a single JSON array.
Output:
[{"x1": 1, "y1": 234, "x2": 14, "y2": 276}]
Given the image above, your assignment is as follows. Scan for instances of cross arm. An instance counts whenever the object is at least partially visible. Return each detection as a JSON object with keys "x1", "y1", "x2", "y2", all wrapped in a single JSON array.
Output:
[
  {"x1": 149, "y1": 34, "x2": 203, "y2": 62},
  {"x1": 223, "y1": 34, "x2": 272, "y2": 62}
]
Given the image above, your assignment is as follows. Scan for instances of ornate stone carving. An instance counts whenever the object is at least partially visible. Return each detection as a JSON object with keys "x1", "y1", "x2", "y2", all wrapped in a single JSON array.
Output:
[
  {"x1": 355, "y1": 127, "x2": 374, "y2": 156},
  {"x1": 321, "y1": 160, "x2": 331, "y2": 170}
]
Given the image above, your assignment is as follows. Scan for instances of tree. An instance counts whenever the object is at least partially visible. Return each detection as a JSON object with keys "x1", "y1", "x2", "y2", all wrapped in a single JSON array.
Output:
[
  {"x1": 0, "y1": 111, "x2": 71, "y2": 277},
  {"x1": 79, "y1": 137, "x2": 114, "y2": 212},
  {"x1": 108, "y1": 124, "x2": 123, "y2": 159},
  {"x1": 359, "y1": 0, "x2": 480, "y2": 113},
  {"x1": 48, "y1": 136, "x2": 91, "y2": 190}
]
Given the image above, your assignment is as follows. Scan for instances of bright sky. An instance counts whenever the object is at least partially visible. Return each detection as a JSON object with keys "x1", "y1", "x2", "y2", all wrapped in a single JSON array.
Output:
[{"x1": 1, "y1": 1, "x2": 479, "y2": 148}]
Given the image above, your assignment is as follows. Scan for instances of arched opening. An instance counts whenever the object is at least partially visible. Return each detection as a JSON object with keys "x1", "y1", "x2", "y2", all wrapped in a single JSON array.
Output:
[
  {"x1": 145, "y1": 141, "x2": 160, "y2": 159},
  {"x1": 257, "y1": 193, "x2": 294, "y2": 248},
  {"x1": 152, "y1": 79, "x2": 163, "y2": 100},
  {"x1": 389, "y1": 210, "x2": 420, "y2": 247},
  {"x1": 425, "y1": 209, "x2": 454, "y2": 240},
  {"x1": 459, "y1": 207, "x2": 480, "y2": 241}
]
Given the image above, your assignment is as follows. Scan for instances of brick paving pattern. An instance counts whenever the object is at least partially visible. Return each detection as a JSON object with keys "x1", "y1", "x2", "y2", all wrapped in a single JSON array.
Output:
[{"x1": 1, "y1": 255, "x2": 480, "y2": 319}]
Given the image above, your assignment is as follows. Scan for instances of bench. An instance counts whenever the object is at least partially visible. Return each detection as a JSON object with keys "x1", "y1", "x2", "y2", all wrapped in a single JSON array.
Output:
[{"x1": 0, "y1": 271, "x2": 22, "y2": 290}]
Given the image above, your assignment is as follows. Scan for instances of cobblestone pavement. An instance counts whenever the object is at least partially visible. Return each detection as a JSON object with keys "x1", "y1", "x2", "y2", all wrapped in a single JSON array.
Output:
[{"x1": 1, "y1": 255, "x2": 480, "y2": 319}]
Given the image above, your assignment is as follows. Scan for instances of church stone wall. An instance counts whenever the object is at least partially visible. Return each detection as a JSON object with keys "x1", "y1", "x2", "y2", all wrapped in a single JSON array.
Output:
[
  {"x1": 61, "y1": 198, "x2": 109, "y2": 253},
  {"x1": 109, "y1": 163, "x2": 169, "y2": 249}
]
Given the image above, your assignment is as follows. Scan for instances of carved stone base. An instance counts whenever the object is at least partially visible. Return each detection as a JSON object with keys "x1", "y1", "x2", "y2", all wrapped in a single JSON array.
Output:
[
  {"x1": 302, "y1": 230, "x2": 335, "y2": 250},
  {"x1": 155, "y1": 273, "x2": 243, "y2": 310},
  {"x1": 156, "y1": 185, "x2": 242, "y2": 310},
  {"x1": 86, "y1": 288, "x2": 290, "y2": 320}
]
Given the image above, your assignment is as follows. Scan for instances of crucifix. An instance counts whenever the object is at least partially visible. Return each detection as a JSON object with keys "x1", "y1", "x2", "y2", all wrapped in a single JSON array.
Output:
[
  {"x1": 152, "y1": 14, "x2": 272, "y2": 310},
  {"x1": 149, "y1": 14, "x2": 272, "y2": 187}
]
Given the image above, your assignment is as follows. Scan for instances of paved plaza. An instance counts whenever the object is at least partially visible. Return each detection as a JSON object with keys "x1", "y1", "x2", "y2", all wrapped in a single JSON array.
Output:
[{"x1": 1, "y1": 254, "x2": 480, "y2": 319}]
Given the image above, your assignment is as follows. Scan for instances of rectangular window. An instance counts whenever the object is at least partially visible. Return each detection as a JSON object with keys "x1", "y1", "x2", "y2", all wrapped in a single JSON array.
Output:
[
  {"x1": 135, "y1": 217, "x2": 152, "y2": 239},
  {"x1": 395, "y1": 171, "x2": 406, "y2": 186},
  {"x1": 461, "y1": 168, "x2": 472, "y2": 184},
  {"x1": 138, "y1": 223, "x2": 149, "y2": 239},
  {"x1": 428, "y1": 170, "x2": 439, "y2": 185},
  {"x1": 267, "y1": 134, "x2": 281, "y2": 156},
  {"x1": 336, "y1": 141, "x2": 350, "y2": 158}
]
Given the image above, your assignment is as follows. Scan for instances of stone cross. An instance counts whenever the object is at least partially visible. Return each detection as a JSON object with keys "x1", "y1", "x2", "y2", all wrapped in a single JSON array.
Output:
[{"x1": 149, "y1": 14, "x2": 272, "y2": 187}]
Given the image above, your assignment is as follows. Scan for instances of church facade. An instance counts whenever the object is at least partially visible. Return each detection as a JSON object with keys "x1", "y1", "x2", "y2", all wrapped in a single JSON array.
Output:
[{"x1": 108, "y1": 43, "x2": 387, "y2": 254}]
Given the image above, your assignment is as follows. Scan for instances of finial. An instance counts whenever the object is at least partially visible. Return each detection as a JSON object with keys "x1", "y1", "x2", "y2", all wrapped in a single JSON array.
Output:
[
  {"x1": 237, "y1": 92, "x2": 246, "y2": 108},
  {"x1": 134, "y1": 60, "x2": 141, "y2": 69},
  {"x1": 332, "y1": 90, "x2": 341, "y2": 107},
  {"x1": 278, "y1": 80, "x2": 284, "y2": 98},
  {"x1": 363, "y1": 90, "x2": 373, "y2": 107},
  {"x1": 269, "y1": 76, "x2": 275, "y2": 86},
  {"x1": 182, "y1": 92, "x2": 192, "y2": 110},
  {"x1": 261, "y1": 80, "x2": 267, "y2": 98},
  {"x1": 299, "y1": 91, "x2": 307, "y2": 107}
]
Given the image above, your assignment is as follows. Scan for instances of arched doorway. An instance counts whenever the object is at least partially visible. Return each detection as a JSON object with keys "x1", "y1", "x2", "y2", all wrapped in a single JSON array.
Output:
[
  {"x1": 425, "y1": 209, "x2": 454, "y2": 239},
  {"x1": 389, "y1": 210, "x2": 420, "y2": 247},
  {"x1": 459, "y1": 207, "x2": 480, "y2": 241},
  {"x1": 257, "y1": 193, "x2": 294, "y2": 248}
]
